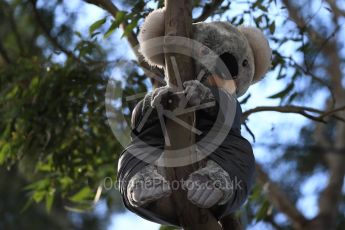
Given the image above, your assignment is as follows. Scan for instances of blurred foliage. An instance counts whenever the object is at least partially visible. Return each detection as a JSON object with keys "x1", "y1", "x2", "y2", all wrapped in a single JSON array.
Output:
[
  {"x1": 0, "y1": 0, "x2": 344, "y2": 229},
  {"x1": 0, "y1": 0, "x2": 131, "y2": 228}
]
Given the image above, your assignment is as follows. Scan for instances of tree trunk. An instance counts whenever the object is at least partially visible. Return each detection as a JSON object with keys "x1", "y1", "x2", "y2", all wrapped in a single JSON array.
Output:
[{"x1": 162, "y1": 0, "x2": 222, "y2": 229}]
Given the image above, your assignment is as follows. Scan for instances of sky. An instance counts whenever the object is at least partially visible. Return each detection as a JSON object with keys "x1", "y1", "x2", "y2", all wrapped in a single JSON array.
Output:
[{"x1": 43, "y1": 0, "x2": 345, "y2": 229}]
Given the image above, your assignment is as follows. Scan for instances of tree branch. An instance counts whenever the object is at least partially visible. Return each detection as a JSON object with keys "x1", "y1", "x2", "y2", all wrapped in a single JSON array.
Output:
[
  {"x1": 325, "y1": 0, "x2": 345, "y2": 22},
  {"x1": 84, "y1": 0, "x2": 164, "y2": 84},
  {"x1": 282, "y1": 0, "x2": 324, "y2": 44},
  {"x1": 242, "y1": 105, "x2": 345, "y2": 123},
  {"x1": 256, "y1": 163, "x2": 307, "y2": 229},
  {"x1": 163, "y1": 0, "x2": 223, "y2": 229},
  {"x1": 252, "y1": 142, "x2": 345, "y2": 155},
  {"x1": 193, "y1": 0, "x2": 225, "y2": 23},
  {"x1": 282, "y1": 2, "x2": 345, "y2": 229},
  {"x1": 315, "y1": 152, "x2": 345, "y2": 229},
  {"x1": 29, "y1": 0, "x2": 83, "y2": 64},
  {"x1": 0, "y1": 1, "x2": 26, "y2": 55},
  {"x1": 85, "y1": 0, "x2": 137, "y2": 47},
  {"x1": 291, "y1": 61, "x2": 336, "y2": 106}
]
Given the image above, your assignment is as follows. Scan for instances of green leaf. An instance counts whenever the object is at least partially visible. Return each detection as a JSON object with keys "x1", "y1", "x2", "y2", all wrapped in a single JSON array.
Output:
[
  {"x1": 103, "y1": 11, "x2": 127, "y2": 39},
  {"x1": 324, "y1": 6, "x2": 332, "y2": 13},
  {"x1": 0, "y1": 151, "x2": 5, "y2": 164},
  {"x1": 69, "y1": 187, "x2": 93, "y2": 202},
  {"x1": 258, "y1": 4, "x2": 268, "y2": 12},
  {"x1": 248, "y1": 184, "x2": 263, "y2": 202},
  {"x1": 255, "y1": 200, "x2": 271, "y2": 222},
  {"x1": 21, "y1": 198, "x2": 33, "y2": 213},
  {"x1": 103, "y1": 21, "x2": 118, "y2": 39},
  {"x1": 64, "y1": 203, "x2": 93, "y2": 213},
  {"x1": 0, "y1": 143, "x2": 11, "y2": 165},
  {"x1": 287, "y1": 92, "x2": 299, "y2": 103},
  {"x1": 45, "y1": 190, "x2": 55, "y2": 212},
  {"x1": 239, "y1": 93, "x2": 251, "y2": 104},
  {"x1": 5, "y1": 85, "x2": 19, "y2": 99},
  {"x1": 89, "y1": 17, "x2": 107, "y2": 36},
  {"x1": 36, "y1": 155, "x2": 53, "y2": 172},
  {"x1": 59, "y1": 176, "x2": 73, "y2": 189},
  {"x1": 24, "y1": 179, "x2": 50, "y2": 191},
  {"x1": 253, "y1": 0, "x2": 264, "y2": 8},
  {"x1": 269, "y1": 22, "x2": 276, "y2": 34},
  {"x1": 74, "y1": 31, "x2": 82, "y2": 38},
  {"x1": 32, "y1": 190, "x2": 46, "y2": 203},
  {"x1": 115, "y1": 11, "x2": 126, "y2": 22},
  {"x1": 122, "y1": 20, "x2": 138, "y2": 38},
  {"x1": 268, "y1": 82, "x2": 295, "y2": 99},
  {"x1": 91, "y1": 31, "x2": 101, "y2": 39},
  {"x1": 29, "y1": 76, "x2": 40, "y2": 90}
]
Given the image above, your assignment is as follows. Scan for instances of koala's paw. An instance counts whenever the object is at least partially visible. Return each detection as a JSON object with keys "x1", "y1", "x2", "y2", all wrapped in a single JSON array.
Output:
[
  {"x1": 184, "y1": 173, "x2": 223, "y2": 208},
  {"x1": 127, "y1": 165, "x2": 171, "y2": 207},
  {"x1": 183, "y1": 80, "x2": 214, "y2": 106},
  {"x1": 151, "y1": 86, "x2": 176, "y2": 108},
  {"x1": 184, "y1": 160, "x2": 233, "y2": 208}
]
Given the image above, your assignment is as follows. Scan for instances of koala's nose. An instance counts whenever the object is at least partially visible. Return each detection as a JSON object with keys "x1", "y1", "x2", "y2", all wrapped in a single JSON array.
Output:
[{"x1": 216, "y1": 52, "x2": 239, "y2": 80}]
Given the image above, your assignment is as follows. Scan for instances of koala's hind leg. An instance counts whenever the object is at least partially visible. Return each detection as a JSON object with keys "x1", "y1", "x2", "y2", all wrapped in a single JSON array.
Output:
[
  {"x1": 127, "y1": 165, "x2": 172, "y2": 207},
  {"x1": 184, "y1": 160, "x2": 233, "y2": 209}
]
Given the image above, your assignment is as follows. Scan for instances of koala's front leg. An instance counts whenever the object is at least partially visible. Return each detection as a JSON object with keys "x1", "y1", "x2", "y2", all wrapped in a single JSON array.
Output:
[
  {"x1": 184, "y1": 160, "x2": 233, "y2": 208},
  {"x1": 127, "y1": 165, "x2": 171, "y2": 207},
  {"x1": 150, "y1": 85, "x2": 177, "y2": 108},
  {"x1": 183, "y1": 80, "x2": 215, "y2": 106}
]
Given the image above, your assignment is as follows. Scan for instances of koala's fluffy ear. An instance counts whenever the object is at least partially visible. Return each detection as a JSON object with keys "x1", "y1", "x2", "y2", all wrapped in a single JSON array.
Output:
[
  {"x1": 138, "y1": 8, "x2": 165, "y2": 68},
  {"x1": 238, "y1": 26, "x2": 272, "y2": 83}
]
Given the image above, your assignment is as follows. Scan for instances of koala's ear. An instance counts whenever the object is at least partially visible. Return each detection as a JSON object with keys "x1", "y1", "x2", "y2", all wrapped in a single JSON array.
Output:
[
  {"x1": 138, "y1": 8, "x2": 165, "y2": 68},
  {"x1": 238, "y1": 26, "x2": 272, "y2": 83}
]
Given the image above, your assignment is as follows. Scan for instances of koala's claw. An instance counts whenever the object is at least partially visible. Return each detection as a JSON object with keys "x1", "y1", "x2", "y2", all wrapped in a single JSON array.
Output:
[
  {"x1": 151, "y1": 86, "x2": 175, "y2": 108},
  {"x1": 127, "y1": 165, "x2": 171, "y2": 207},
  {"x1": 185, "y1": 174, "x2": 223, "y2": 208},
  {"x1": 183, "y1": 80, "x2": 214, "y2": 106},
  {"x1": 187, "y1": 176, "x2": 223, "y2": 208},
  {"x1": 184, "y1": 160, "x2": 233, "y2": 208}
]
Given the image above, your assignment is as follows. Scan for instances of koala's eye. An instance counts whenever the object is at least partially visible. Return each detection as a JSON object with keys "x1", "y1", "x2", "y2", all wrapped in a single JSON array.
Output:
[
  {"x1": 242, "y1": 59, "x2": 249, "y2": 67},
  {"x1": 218, "y1": 52, "x2": 239, "y2": 79}
]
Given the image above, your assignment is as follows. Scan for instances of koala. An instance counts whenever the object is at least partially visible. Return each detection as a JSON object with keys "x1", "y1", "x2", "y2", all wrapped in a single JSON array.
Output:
[{"x1": 117, "y1": 8, "x2": 271, "y2": 227}]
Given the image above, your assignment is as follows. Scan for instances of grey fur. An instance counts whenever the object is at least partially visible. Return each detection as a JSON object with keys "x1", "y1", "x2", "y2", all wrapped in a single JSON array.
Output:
[
  {"x1": 138, "y1": 9, "x2": 272, "y2": 97},
  {"x1": 150, "y1": 80, "x2": 214, "y2": 109},
  {"x1": 150, "y1": 86, "x2": 177, "y2": 108},
  {"x1": 192, "y1": 22, "x2": 255, "y2": 96},
  {"x1": 183, "y1": 160, "x2": 233, "y2": 208},
  {"x1": 127, "y1": 164, "x2": 171, "y2": 207},
  {"x1": 133, "y1": 8, "x2": 272, "y2": 210},
  {"x1": 183, "y1": 80, "x2": 214, "y2": 106}
]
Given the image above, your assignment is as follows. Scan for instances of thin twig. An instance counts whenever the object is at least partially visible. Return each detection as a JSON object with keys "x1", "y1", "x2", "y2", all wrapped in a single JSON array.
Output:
[
  {"x1": 318, "y1": 105, "x2": 345, "y2": 120},
  {"x1": 242, "y1": 105, "x2": 345, "y2": 123},
  {"x1": 326, "y1": 0, "x2": 345, "y2": 20},
  {"x1": 291, "y1": 61, "x2": 336, "y2": 106},
  {"x1": 243, "y1": 121, "x2": 256, "y2": 142},
  {"x1": 84, "y1": 0, "x2": 164, "y2": 82},
  {"x1": 29, "y1": 0, "x2": 83, "y2": 64},
  {"x1": 256, "y1": 163, "x2": 307, "y2": 229}
]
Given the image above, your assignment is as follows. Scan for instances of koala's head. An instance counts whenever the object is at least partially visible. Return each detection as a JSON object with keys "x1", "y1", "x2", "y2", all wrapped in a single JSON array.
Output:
[{"x1": 138, "y1": 8, "x2": 272, "y2": 97}]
